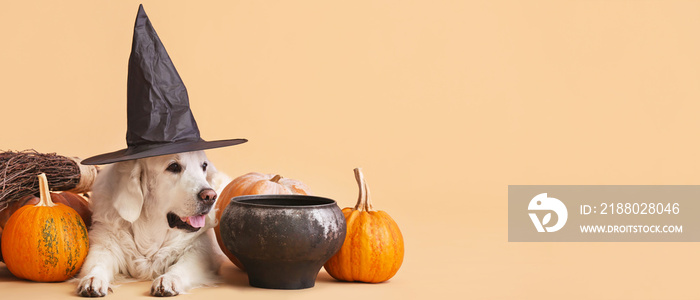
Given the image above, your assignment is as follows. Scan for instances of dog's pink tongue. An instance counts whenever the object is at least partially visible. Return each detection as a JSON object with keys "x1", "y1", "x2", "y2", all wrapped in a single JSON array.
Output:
[{"x1": 186, "y1": 215, "x2": 206, "y2": 228}]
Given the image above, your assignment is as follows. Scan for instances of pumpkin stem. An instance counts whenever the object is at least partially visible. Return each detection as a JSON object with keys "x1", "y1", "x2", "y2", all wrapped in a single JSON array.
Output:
[
  {"x1": 353, "y1": 168, "x2": 373, "y2": 212},
  {"x1": 270, "y1": 175, "x2": 283, "y2": 183},
  {"x1": 37, "y1": 173, "x2": 56, "y2": 207}
]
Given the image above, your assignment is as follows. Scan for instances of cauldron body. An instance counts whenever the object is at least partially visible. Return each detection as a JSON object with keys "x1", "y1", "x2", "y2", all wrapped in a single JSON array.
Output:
[{"x1": 219, "y1": 194, "x2": 346, "y2": 289}]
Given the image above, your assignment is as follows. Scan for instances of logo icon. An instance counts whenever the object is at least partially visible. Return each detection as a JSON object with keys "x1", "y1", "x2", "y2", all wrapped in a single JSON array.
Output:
[{"x1": 528, "y1": 193, "x2": 568, "y2": 232}]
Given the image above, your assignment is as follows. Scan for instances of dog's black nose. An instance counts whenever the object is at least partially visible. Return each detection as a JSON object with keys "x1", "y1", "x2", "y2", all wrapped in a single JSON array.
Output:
[{"x1": 198, "y1": 189, "x2": 217, "y2": 206}]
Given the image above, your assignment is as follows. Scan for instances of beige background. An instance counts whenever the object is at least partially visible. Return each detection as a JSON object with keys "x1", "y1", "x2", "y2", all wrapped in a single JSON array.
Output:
[{"x1": 1, "y1": 0, "x2": 699, "y2": 299}]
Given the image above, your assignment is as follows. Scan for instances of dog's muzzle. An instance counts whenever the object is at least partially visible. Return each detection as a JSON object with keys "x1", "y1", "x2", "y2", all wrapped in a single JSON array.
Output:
[{"x1": 166, "y1": 188, "x2": 217, "y2": 232}]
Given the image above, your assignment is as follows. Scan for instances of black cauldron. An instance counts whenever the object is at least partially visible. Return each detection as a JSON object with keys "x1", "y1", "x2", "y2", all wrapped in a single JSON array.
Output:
[{"x1": 219, "y1": 194, "x2": 346, "y2": 289}]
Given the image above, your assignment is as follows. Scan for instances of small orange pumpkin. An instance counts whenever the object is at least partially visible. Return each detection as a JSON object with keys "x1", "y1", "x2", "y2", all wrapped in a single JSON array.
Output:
[
  {"x1": 215, "y1": 172, "x2": 312, "y2": 270},
  {"x1": 323, "y1": 168, "x2": 404, "y2": 283},
  {"x1": 1, "y1": 173, "x2": 89, "y2": 282},
  {"x1": 0, "y1": 191, "x2": 92, "y2": 230}
]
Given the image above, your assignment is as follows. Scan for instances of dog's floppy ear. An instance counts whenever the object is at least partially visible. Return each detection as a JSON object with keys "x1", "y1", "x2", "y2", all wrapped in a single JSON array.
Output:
[{"x1": 111, "y1": 160, "x2": 144, "y2": 222}]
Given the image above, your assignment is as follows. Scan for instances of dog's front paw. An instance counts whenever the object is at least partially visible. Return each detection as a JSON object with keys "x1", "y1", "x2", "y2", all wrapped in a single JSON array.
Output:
[
  {"x1": 151, "y1": 274, "x2": 183, "y2": 297},
  {"x1": 77, "y1": 276, "x2": 111, "y2": 297}
]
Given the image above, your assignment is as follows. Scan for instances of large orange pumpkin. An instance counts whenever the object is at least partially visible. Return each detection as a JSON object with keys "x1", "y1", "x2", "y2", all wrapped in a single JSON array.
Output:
[
  {"x1": 1, "y1": 173, "x2": 89, "y2": 282},
  {"x1": 215, "y1": 172, "x2": 312, "y2": 270},
  {"x1": 323, "y1": 168, "x2": 404, "y2": 283}
]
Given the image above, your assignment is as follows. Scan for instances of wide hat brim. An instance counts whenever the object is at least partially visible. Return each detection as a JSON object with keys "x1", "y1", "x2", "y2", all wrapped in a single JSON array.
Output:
[{"x1": 81, "y1": 138, "x2": 247, "y2": 165}]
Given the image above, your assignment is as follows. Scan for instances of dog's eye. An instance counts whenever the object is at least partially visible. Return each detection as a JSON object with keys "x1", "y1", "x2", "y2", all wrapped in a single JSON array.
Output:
[
  {"x1": 202, "y1": 162, "x2": 208, "y2": 172},
  {"x1": 166, "y1": 162, "x2": 182, "y2": 173}
]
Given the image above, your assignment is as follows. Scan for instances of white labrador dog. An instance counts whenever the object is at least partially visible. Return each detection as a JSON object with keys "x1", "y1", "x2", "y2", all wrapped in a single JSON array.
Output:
[{"x1": 76, "y1": 151, "x2": 229, "y2": 297}]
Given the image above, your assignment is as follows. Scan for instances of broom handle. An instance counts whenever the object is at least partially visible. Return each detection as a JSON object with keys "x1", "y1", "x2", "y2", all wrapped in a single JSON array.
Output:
[{"x1": 67, "y1": 157, "x2": 99, "y2": 194}]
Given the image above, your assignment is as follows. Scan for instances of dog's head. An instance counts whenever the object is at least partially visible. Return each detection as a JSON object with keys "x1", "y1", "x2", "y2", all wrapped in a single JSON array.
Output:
[{"x1": 107, "y1": 151, "x2": 226, "y2": 232}]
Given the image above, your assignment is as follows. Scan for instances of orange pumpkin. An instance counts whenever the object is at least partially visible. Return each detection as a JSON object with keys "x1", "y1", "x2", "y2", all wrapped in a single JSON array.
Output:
[
  {"x1": 323, "y1": 168, "x2": 404, "y2": 283},
  {"x1": 1, "y1": 173, "x2": 89, "y2": 282},
  {"x1": 215, "y1": 172, "x2": 312, "y2": 270},
  {"x1": 0, "y1": 191, "x2": 92, "y2": 229}
]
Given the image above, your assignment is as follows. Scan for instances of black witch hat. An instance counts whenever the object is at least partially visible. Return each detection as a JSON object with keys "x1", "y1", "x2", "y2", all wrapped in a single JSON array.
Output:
[{"x1": 82, "y1": 5, "x2": 246, "y2": 165}]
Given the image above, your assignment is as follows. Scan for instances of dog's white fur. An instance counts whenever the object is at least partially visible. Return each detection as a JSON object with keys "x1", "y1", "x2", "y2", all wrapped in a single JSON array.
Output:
[{"x1": 76, "y1": 151, "x2": 229, "y2": 297}]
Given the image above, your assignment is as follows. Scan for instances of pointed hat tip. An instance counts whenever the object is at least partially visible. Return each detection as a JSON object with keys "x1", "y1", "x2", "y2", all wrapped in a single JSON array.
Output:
[
  {"x1": 137, "y1": 3, "x2": 146, "y2": 16},
  {"x1": 134, "y1": 4, "x2": 149, "y2": 28}
]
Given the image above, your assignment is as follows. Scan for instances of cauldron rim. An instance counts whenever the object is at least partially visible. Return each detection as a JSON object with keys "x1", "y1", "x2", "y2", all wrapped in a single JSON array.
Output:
[{"x1": 230, "y1": 194, "x2": 338, "y2": 209}]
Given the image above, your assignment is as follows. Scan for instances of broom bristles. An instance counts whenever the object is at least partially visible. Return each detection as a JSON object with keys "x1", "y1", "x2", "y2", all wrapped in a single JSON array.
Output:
[{"x1": 0, "y1": 150, "x2": 83, "y2": 211}]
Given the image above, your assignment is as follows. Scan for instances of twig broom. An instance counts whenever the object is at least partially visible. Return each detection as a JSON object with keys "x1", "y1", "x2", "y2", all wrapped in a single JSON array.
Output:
[{"x1": 0, "y1": 150, "x2": 98, "y2": 211}]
